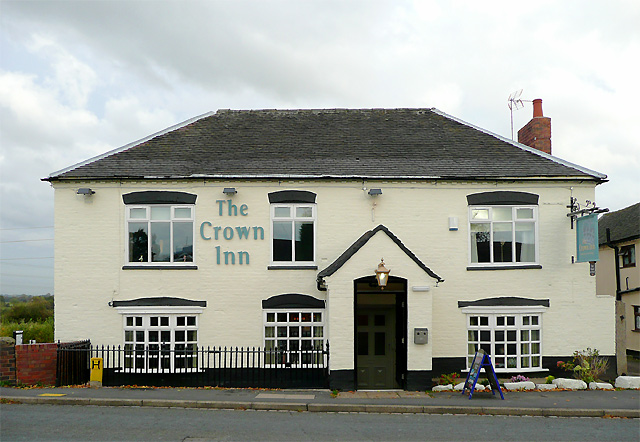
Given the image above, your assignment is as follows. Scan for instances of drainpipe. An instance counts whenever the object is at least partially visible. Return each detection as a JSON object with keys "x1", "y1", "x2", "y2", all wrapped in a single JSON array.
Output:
[{"x1": 605, "y1": 228, "x2": 621, "y2": 300}]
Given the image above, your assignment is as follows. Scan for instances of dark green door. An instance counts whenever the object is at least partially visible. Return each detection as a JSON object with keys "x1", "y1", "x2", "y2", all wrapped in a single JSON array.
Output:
[{"x1": 356, "y1": 307, "x2": 397, "y2": 389}]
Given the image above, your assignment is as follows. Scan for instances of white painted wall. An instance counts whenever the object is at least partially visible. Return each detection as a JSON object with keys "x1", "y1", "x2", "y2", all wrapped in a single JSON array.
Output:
[{"x1": 53, "y1": 179, "x2": 614, "y2": 368}]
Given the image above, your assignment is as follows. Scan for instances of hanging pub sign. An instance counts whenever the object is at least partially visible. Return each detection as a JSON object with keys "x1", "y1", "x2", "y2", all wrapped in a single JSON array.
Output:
[
  {"x1": 576, "y1": 213, "x2": 599, "y2": 263},
  {"x1": 462, "y1": 349, "x2": 504, "y2": 400}
]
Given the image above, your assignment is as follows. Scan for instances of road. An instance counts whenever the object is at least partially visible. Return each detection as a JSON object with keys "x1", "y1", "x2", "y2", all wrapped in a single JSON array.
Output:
[{"x1": 1, "y1": 404, "x2": 638, "y2": 441}]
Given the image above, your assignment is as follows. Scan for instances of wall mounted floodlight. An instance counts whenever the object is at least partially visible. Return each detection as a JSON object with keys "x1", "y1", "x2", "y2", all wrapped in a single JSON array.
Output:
[
  {"x1": 77, "y1": 188, "x2": 95, "y2": 196},
  {"x1": 368, "y1": 188, "x2": 382, "y2": 196},
  {"x1": 223, "y1": 187, "x2": 237, "y2": 196}
]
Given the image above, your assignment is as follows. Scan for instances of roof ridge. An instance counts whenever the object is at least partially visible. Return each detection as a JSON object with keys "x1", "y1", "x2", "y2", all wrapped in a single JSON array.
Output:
[{"x1": 430, "y1": 108, "x2": 607, "y2": 181}]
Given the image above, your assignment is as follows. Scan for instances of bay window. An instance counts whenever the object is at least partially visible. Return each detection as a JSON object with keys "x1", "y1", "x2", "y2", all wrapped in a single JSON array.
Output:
[{"x1": 465, "y1": 311, "x2": 543, "y2": 372}]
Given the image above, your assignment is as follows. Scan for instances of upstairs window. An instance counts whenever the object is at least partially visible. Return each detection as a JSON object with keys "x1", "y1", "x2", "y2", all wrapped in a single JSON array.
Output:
[
  {"x1": 469, "y1": 206, "x2": 538, "y2": 265},
  {"x1": 620, "y1": 244, "x2": 636, "y2": 268},
  {"x1": 271, "y1": 204, "x2": 316, "y2": 265},
  {"x1": 126, "y1": 205, "x2": 194, "y2": 264}
]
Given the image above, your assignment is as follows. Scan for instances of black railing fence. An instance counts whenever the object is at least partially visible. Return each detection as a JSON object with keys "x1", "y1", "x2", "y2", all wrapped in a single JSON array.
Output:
[
  {"x1": 56, "y1": 340, "x2": 91, "y2": 387},
  {"x1": 57, "y1": 343, "x2": 329, "y2": 389}
]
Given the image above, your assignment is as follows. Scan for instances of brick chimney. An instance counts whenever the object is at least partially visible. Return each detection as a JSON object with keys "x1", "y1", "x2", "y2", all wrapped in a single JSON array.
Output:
[{"x1": 517, "y1": 98, "x2": 551, "y2": 155}]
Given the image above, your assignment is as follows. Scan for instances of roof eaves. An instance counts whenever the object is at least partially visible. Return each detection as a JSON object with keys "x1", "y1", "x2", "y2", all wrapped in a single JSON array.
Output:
[
  {"x1": 430, "y1": 108, "x2": 608, "y2": 181},
  {"x1": 44, "y1": 111, "x2": 216, "y2": 181}
]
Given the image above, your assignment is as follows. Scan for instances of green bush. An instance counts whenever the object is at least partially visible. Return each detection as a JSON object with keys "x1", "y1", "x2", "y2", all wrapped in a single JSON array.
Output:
[
  {"x1": 0, "y1": 317, "x2": 54, "y2": 343},
  {"x1": 1, "y1": 297, "x2": 53, "y2": 323},
  {"x1": 438, "y1": 372, "x2": 460, "y2": 385},
  {"x1": 557, "y1": 348, "x2": 609, "y2": 383}
]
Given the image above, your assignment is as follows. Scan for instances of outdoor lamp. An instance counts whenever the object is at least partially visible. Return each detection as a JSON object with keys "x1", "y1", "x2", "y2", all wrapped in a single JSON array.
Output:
[
  {"x1": 223, "y1": 187, "x2": 237, "y2": 196},
  {"x1": 77, "y1": 188, "x2": 95, "y2": 196},
  {"x1": 375, "y1": 258, "x2": 390, "y2": 288}
]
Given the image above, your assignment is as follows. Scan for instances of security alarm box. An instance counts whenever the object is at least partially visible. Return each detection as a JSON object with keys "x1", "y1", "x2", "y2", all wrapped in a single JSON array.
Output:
[{"x1": 414, "y1": 328, "x2": 428, "y2": 344}]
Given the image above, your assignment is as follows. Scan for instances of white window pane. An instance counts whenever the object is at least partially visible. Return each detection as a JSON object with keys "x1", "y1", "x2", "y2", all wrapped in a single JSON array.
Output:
[
  {"x1": 151, "y1": 222, "x2": 171, "y2": 262},
  {"x1": 294, "y1": 221, "x2": 314, "y2": 261},
  {"x1": 128, "y1": 222, "x2": 148, "y2": 262},
  {"x1": 273, "y1": 221, "x2": 293, "y2": 261},
  {"x1": 173, "y1": 222, "x2": 193, "y2": 262},
  {"x1": 174, "y1": 207, "x2": 192, "y2": 218},
  {"x1": 493, "y1": 223, "x2": 513, "y2": 263},
  {"x1": 516, "y1": 208, "x2": 534, "y2": 219},
  {"x1": 274, "y1": 207, "x2": 290, "y2": 217},
  {"x1": 470, "y1": 223, "x2": 490, "y2": 263},
  {"x1": 296, "y1": 207, "x2": 313, "y2": 217},
  {"x1": 515, "y1": 222, "x2": 536, "y2": 262},
  {"x1": 493, "y1": 207, "x2": 512, "y2": 221},
  {"x1": 151, "y1": 206, "x2": 171, "y2": 220},
  {"x1": 471, "y1": 209, "x2": 489, "y2": 220},
  {"x1": 129, "y1": 208, "x2": 147, "y2": 219}
]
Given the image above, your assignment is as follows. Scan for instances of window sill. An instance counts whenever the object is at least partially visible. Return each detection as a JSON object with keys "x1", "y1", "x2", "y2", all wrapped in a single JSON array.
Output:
[
  {"x1": 122, "y1": 265, "x2": 198, "y2": 270},
  {"x1": 467, "y1": 265, "x2": 542, "y2": 271},
  {"x1": 267, "y1": 265, "x2": 318, "y2": 270}
]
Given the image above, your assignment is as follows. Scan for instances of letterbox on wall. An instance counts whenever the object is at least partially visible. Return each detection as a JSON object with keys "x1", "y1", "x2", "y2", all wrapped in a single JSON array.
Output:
[{"x1": 414, "y1": 328, "x2": 428, "y2": 344}]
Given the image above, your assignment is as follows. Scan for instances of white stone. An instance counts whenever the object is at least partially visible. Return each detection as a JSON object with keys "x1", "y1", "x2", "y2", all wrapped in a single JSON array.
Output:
[
  {"x1": 536, "y1": 383, "x2": 558, "y2": 391},
  {"x1": 614, "y1": 376, "x2": 640, "y2": 389},
  {"x1": 552, "y1": 378, "x2": 587, "y2": 390},
  {"x1": 454, "y1": 382, "x2": 465, "y2": 391},
  {"x1": 588, "y1": 381, "x2": 614, "y2": 390},
  {"x1": 432, "y1": 384, "x2": 453, "y2": 391},
  {"x1": 503, "y1": 381, "x2": 536, "y2": 391}
]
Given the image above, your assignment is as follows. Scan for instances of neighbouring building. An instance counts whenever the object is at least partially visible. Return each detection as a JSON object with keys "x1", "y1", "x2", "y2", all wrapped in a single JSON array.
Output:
[
  {"x1": 597, "y1": 202, "x2": 640, "y2": 367},
  {"x1": 44, "y1": 104, "x2": 615, "y2": 390}
]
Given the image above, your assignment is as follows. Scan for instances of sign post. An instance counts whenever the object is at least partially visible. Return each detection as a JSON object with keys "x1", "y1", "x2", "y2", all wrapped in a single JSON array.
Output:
[{"x1": 461, "y1": 349, "x2": 504, "y2": 400}]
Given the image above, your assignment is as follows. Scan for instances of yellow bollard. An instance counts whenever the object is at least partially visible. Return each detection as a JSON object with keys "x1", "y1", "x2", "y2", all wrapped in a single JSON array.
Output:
[{"x1": 90, "y1": 357, "x2": 103, "y2": 387}]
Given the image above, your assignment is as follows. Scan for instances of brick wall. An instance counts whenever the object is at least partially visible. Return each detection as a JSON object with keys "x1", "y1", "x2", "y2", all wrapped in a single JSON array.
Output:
[
  {"x1": 0, "y1": 337, "x2": 16, "y2": 385},
  {"x1": 15, "y1": 343, "x2": 58, "y2": 386}
]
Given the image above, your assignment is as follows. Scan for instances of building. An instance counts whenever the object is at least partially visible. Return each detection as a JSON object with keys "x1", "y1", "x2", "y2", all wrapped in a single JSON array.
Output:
[
  {"x1": 597, "y1": 202, "x2": 640, "y2": 367},
  {"x1": 44, "y1": 105, "x2": 615, "y2": 390}
]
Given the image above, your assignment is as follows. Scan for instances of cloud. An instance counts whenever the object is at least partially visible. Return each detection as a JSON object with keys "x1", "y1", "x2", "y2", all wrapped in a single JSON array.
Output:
[{"x1": 1, "y1": 0, "x2": 638, "y2": 294}]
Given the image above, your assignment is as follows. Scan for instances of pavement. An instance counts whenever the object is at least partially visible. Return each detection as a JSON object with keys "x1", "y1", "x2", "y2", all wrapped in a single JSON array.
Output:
[{"x1": 1, "y1": 385, "x2": 638, "y2": 418}]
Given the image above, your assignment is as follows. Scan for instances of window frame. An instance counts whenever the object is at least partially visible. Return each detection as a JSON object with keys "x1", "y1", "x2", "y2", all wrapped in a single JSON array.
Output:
[
  {"x1": 125, "y1": 204, "x2": 195, "y2": 266},
  {"x1": 634, "y1": 306, "x2": 640, "y2": 332},
  {"x1": 263, "y1": 308, "x2": 326, "y2": 367},
  {"x1": 269, "y1": 203, "x2": 317, "y2": 267},
  {"x1": 116, "y1": 307, "x2": 203, "y2": 373},
  {"x1": 468, "y1": 205, "x2": 539, "y2": 267},
  {"x1": 620, "y1": 244, "x2": 636, "y2": 268},
  {"x1": 461, "y1": 306, "x2": 546, "y2": 372}
]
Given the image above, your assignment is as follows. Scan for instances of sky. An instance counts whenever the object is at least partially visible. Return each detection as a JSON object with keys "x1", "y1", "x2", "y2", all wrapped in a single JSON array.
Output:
[{"x1": 1, "y1": 0, "x2": 638, "y2": 296}]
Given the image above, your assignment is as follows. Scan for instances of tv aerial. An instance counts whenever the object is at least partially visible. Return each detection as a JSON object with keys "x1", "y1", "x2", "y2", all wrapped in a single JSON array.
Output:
[{"x1": 507, "y1": 89, "x2": 530, "y2": 140}]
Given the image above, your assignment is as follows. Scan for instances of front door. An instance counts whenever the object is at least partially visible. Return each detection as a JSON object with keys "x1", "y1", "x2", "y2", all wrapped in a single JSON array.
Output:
[{"x1": 356, "y1": 307, "x2": 397, "y2": 389}]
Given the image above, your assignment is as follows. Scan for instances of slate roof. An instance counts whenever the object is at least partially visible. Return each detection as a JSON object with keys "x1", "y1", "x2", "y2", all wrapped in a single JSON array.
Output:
[
  {"x1": 46, "y1": 108, "x2": 606, "y2": 181},
  {"x1": 598, "y1": 202, "x2": 640, "y2": 245}
]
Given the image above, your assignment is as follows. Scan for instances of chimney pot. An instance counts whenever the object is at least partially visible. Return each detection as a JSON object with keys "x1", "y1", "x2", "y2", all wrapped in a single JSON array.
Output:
[
  {"x1": 533, "y1": 98, "x2": 543, "y2": 118},
  {"x1": 517, "y1": 98, "x2": 551, "y2": 155}
]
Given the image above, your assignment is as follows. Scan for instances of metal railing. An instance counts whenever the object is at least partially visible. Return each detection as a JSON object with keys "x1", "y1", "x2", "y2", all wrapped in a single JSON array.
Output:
[
  {"x1": 57, "y1": 343, "x2": 329, "y2": 389},
  {"x1": 56, "y1": 340, "x2": 91, "y2": 387}
]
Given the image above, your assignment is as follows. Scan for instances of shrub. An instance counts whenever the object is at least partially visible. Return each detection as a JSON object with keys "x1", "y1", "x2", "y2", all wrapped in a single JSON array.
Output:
[
  {"x1": 438, "y1": 372, "x2": 460, "y2": 385},
  {"x1": 0, "y1": 317, "x2": 54, "y2": 343},
  {"x1": 1, "y1": 297, "x2": 53, "y2": 323},
  {"x1": 545, "y1": 375, "x2": 555, "y2": 384},
  {"x1": 557, "y1": 348, "x2": 609, "y2": 383}
]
